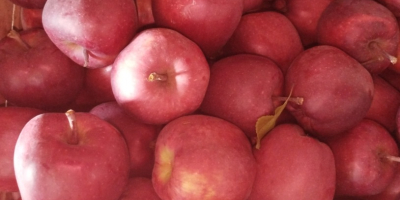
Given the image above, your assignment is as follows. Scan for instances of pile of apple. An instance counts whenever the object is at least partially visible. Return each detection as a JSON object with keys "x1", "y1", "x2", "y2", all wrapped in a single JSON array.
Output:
[{"x1": 2, "y1": 0, "x2": 400, "y2": 199}]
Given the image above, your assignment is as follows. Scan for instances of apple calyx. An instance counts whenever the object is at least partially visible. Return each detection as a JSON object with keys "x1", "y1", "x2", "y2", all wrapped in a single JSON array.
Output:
[
  {"x1": 272, "y1": 96, "x2": 304, "y2": 105},
  {"x1": 148, "y1": 72, "x2": 168, "y2": 82},
  {"x1": 65, "y1": 109, "x2": 79, "y2": 145},
  {"x1": 364, "y1": 41, "x2": 398, "y2": 65}
]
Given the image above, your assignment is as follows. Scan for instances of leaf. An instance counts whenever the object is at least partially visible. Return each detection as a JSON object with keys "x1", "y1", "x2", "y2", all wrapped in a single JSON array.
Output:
[{"x1": 255, "y1": 86, "x2": 294, "y2": 149}]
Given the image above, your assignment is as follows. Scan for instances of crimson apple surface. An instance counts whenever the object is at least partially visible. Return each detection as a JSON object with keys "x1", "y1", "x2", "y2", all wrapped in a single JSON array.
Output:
[
  {"x1": 111, "y1": 28, "x2": 210, "y2": 125},
  {"x1": 152, "y1": 114, "x2": 256, "y2": 200},
  {"x1": 14, "y1": 110, "x2": 130, "y2": 200}
]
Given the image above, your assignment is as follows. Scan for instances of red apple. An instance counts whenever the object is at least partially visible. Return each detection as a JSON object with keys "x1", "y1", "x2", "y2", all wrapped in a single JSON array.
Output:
[
  {"x1": 111, "y1": 28, "x2": 210, "y2": 125},
  {"x1": 0, "y1": 28, "x2": 85, "y2": 111},
  {"x1": 272, "y1": 0, "x2": 333, "y2": 47},
  {"x1": 42, "y1": 0, "x2": 138, "y2": 68},
  {"x1": 248, "y1": 123, "x2": 336, "y2": 200},
  {"x1": 120, "y1": 177, "x2": 161, "y2": 200},
  {"x1": 317, "y1": 0, "x2": 399, "y2": 74},
  {"x1": 14, "y1": 110, "x2": 131, "y2": 200},
  {"x1": 365, "y1": 75, "x2": 400, "y2": 133},
  {"x1": 221, "y1": 11, "x2": 303, "y2": 74},
  {"x1": 200, "y1": 54, "x2": 284, "y2": 140},
  {"x1": 20, "y1": 8, "x2": 42, "y2": 30},
  {"x1": 327, "y1": 119, "x2": 399, "y2": 197},
  {"x1": 285, "y1": 45, "x2": 374, "y2": 139},
  {"x1": 152, "y1": 114, "x2": 256, "y2": 200},
  {"x1": 90, "y1": 101, "x2": 160, "y2": 178},
  {"x1": 152, "y1": 0, "x2": 243, "y2": 58},
  {"x1": 0, "y1": 107, "x2": 43, "y2": 193}
]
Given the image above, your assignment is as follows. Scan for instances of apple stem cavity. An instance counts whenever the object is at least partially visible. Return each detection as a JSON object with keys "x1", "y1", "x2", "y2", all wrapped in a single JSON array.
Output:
[
  {"x1": 272, "y1": 96, "x2": 304, "y2": 105},
  {"x1": 148, "y1": 72, "x2": 168, "y2": 82},
  {"x1": 83, "y1": 48, "x2": 89, "y2": 67},
  {"x1": 65, "y1": 109, "x2": 79, "y2": 145},
  {"x1": 367, "y1": 41, "x2": 398, "y2": 65}
]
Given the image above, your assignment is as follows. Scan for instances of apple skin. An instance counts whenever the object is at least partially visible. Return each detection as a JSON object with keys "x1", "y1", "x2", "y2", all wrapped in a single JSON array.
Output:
[
  {"x1": 0, "y1": 28, "x2": 85, "y2": 111},
  {"x1": 221, "y1": 11, "x2": 303, "y2": 74},
  {"x1": 375, "y1": 0, "x2": 400, "y2": 17},
  {"x1": 273, "y1": 0, "x2": 333, "y2": 47},
  {"x1": 120, "y1": 177, "x2": 161, "y2": 200},
  {"x1": 285, "y1": 45, "x2": 374, "y2": 139},
  {"x1": 20, "y1": 8, "x2": 43, "y2": 30},
  {"x1": 152, "y1": 0, "x2": 243, "y2": 58},
  {"x1": 362, "y1": 165, "x2": 400, "y2": 200},
  {"x1": 248, "y1": 123, "x2": 336, "y2": 200},
  {"x1": 14, "y1": 111, "x2": 131, "y2": 200},
  {"x1": 111, "y1": 28, "x2": 210, "y2": 125},
  {"x1": 152, "y1": 114, "x2": 256, "y2": 200},
  {"x1": 90, "y1": 101, "x2": 160, "y2": 178},
  {"x1": 365, "y1": 75, "x2": 400, "y2": 133},
  {"x1": 8, "y1": 0, "x2": 46, "y2": 9},
  {"x1": 0, "y1": 107, "x2": 43, "y2": 192},
  {"x1": 42, "y1": 0, "x2": 138, "y2": 68},
  {"x1": 317, "y1": 0, "x2": 399, "y2": 74},
  {"x1": 200, "y1": 54, "x2": 284, "y2": 140},
  {"x1": 327, "y1": 119, "x2": 399, "y2": 197}
]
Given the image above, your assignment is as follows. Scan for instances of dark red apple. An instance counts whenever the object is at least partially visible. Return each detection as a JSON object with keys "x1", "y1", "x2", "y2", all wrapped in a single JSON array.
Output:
[
  {"x1": 90, "y1": 101, "x2": 160, "y2": 178},
  {"x1": 221, "y1": 11, "x2": 303, "y2": 74},
  {"x1": 365, "y1": 75, "x2": 400, "y2": 133},
  {"x1": 285, "y1": 45, "x2": 374, "y2": 139},
  {"x1": 248, "y1": 123, "x2": 336, "y2": 200},
  {"x1": 152, "y1": 114, "x2": 256, "y2": 200},
  {"x1": 0, "y1": 28, "x2": 85, "y2": 111},
  {"x1": 152, "y1": 0, "x2": 243, "y2": 58},
  {"x1": 272, "y1": 0, "x2": 333, "y2": 47},
  {"x1": 20, "y1": 8, "x2": 42, "y2": 30},
  {"x1": 42, "y1": 0, "x2": 138, "y2": 68},
  {"x1": 327, "y1": 119, "x2": 399, "y2": 197},
  {"x1": 200, "y1": 54, "x2": 284, "y2": 140},
  {"x1": 14, "y1": 110, "x2": 131, "y2": 200},
  {"x1": 317, "y1": 0, "x2": 399, "y2": 74},
  {"x1": 120, "y1": 177, "x2": 161, "y2": 200},
  {"x1": 0, "y1": 107, "x2": 43, "y2": 193},
  {"x1": 111, "y1": 28, "x2": 210, "y2": 125}
]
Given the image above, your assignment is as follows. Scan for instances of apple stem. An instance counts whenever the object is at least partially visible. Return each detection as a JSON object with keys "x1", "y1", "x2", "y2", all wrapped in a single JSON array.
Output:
[
  {"x1": 4, "y1": 100, "x2": 8, "y2": 107},
  {"x1": 65, "y1": 109, "x2": 79, "y2": 145},
  {"x1": 272, "y1": 96, "x2": 304, "y2": 105},
  {"x1": 10, "y1": 3, "x2": 16, "y2": 30},
  {"x1": 148, "y1": 72, "x2": 168, "y2": 82},
  {"x1": 386, "y1": 155, "x2": 400, "y2": 163},
  {"x1": 83, "y1": 48, "x2": 89, "y2": 67},
  {"x1": 367, "y1": 42, "x2": 398, "y2": 65}
]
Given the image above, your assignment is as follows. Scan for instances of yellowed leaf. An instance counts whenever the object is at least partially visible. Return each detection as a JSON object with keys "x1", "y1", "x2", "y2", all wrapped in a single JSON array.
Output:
[{"x1": 255, "y1": 86, "x2": 294, "y2": 149}]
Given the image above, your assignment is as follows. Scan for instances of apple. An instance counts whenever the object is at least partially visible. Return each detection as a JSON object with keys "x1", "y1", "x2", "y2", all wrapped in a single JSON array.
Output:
[
  {"x1": 120, "y1": 177, "x2": 161, "y2": 200},
  {"x1": 0, "y1": 28, "x2": 85, "y2": 111},
  {"x1": 365, "y1": 75, "x2": 400, "y2": 133},
  {"x1": 272, "y1": 0, "x2": 333, "y2": 47},
  {"x1": 8, "y1": 0, "x2": 46, "y2": 9},
  {"x1": 200, "y1": 54, "x2": 284, "y2": 140},
  {"x1": 14, "y1": 110, "x2": 131, "y2": 200},
  {"x1": 248, "y1": 123, "x2": 336, "y2": 200},
  {"x1": 42, "y1": 0, "x2": 138, "y2": 68},
  {"x1": 221, "y1": 11, "x2": 304, "y2": 74},
  {"x1": 317, "y1": 0, "x2": 399, "y2": 74},
  {"x1": 90, "y1": 101, "x2": 160, "y2": 178},
  {"x1": 152, "y1": 114, "x2": 256, "y2": 200},
  {"x1": 0, "y1": 107, "x2": 43, "y2": 193},
  {"x1": 327, "y1": 119, "x2": 399, "y2": 197},
  {"x1": 20, "y1": 8, "x2": 42, "y2": 30},
  {"x1": 285, "y1": 45, "x2": 374, "y2": 139},
  {"x1": 111, "y1": 28, "x2": 210, "y2": 125},
  {"x1": 152, "y1": 0, "x2": 243, "y2": 58}
]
